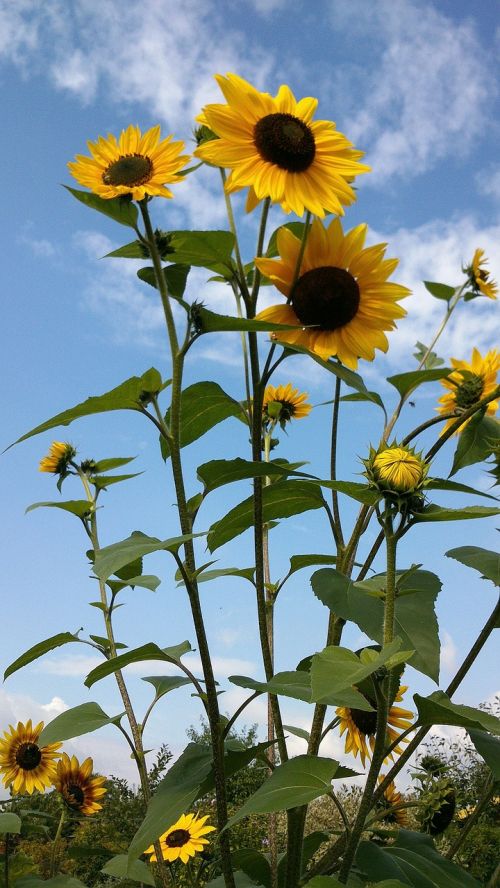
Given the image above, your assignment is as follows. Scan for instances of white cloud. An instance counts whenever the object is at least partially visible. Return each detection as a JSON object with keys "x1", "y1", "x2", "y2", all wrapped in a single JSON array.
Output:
[
  {"x1": 440, "y1": 630, "x2": 457, "y2": 674},
  {"x1": 39, "y1": 651, "x2": 257, "y2": 679},
  {"x1": 476, "y1": 164, "x2": 500, "y2": 202}
]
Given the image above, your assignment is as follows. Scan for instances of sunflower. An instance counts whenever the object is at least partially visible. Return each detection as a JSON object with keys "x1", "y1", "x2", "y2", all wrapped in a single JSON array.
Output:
[
  {"x1": 437, "y1": 348, "x2": 500, "y2": 436},
  {"x1": 0, "y1": 720, "x2": 62, "y2": 795},
  {"x1": 144, "y1": 812, "x2": 215, "y2": 864},
  {"x1": 39, "y1": 441, "x2": 76, "y2": 474},
  {"x1": 195, "y1": 73, "x2": 370, "y2": 217},
  {"x1": 378, "y1": 776, "x2": 409, "y2": 827},
  {"x1": 53, "y1": 753, "x2": 107, "y2": 816},
  {"x1": 68, "y1": 125, "x2": 190, "y2": 201},
  {"x1": 467, "y1": 249, "x2": 498, "y2": 300},
  {"x1": 255, "y1": 218, "x2": 409, "y2": 369},
  {"x1": 371, "y1": 445, "x2": 427, "y2": 495},
  {"x1": 336, "y1": 685, "x2": 413, "y2": 768},
  {"x1": 263, "y1": 383, "x2": 311, "y2": 425}
]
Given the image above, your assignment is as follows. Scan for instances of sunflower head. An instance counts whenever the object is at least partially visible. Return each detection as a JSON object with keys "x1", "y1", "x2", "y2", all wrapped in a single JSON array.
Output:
[
  {"x1": 53, "y1": 753, "x2": 107, "y2": 816},
  {"x1": 377, "y1": 776, "x2": 409, "y2": 828},
  {"x1": 144, "y1": 812, "x2": 215, "y2": 864},
  {"x1": 437, "y1": 348, "x2": 500, "y2": 436},
  {"x1": 365, "y1": 443, "x2": 428, "y2": 509},
  {"x1": 68, "y1": 125, "x2": 191, "y2": 201},
  {"x1": 0, "y1": 720, "x2": 62, "y2": 795},
  {"x1": 416, "y1": 775, "x2": 456, "y2": 836},
  {"x1": 336, "y1": 683, "x2": 413, "y2": 768},
  {"x1": 262, "y1": 383, "x2": 311, "y2": 430},
  {"x1": 39, "y1": 441, "x2": 76, "y2": 475},
  {"x1": 464, "y1": 249, "x2": 498, "y2": 300}
]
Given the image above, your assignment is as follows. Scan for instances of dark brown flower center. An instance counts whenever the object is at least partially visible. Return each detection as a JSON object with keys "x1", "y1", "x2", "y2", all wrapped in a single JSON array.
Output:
[
  {"x1": 15, "y1": 743, "x2": 42, "y2": 771},
  {"x1": 165, "y1": 828, "x2": 190, "y2": 848},
  {"x1": 349, "y1": 705, "x2": 377, "y2": 736},
  {"x1": 65, "y1": 784, "x2": 85, "y2": 808},
  {"x1": 102, "y1": 154, "x2": 153, "y2": 187},
  {"x1": 455, "y1": 373, "x2": 484, "y2": 409},
  {"x1": 291, "y1": 266, "x2": 360, "y2": 330},
  {"x1": 254, "y1": 113, "x2": 315, "y2": 172}
]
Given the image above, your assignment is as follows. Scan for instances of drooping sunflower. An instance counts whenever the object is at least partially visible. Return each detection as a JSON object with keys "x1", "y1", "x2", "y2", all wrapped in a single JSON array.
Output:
[
  {"x1": 263, "y1": 383, "x2": 312, "y2": 425},
  {"x1": 437, "y1": 348, "x2": 500, "y2": 436},
  {"x1": 466, "y1": 249, "x2": 498, "y2": 300},
  {"x1": 144, "y1": 812, "x2": 215, "y2": 864},
  {"x1": 255, "y1": 218, "x2": 409, "y2": 369},
  {"x1": 53, "y1": 753, "x2": 107, "y2": 816},
  {"x1": 195, "y1": 73, "x2": 370, "y2": 217},
  {"x1": 0, "y1": 720, "x2": 62, "y2": 794},
  {"x1": 378, "y1": 776, "x2": 409, "y2": 828},
  {"x1": 68, "y1": 125, "x2": 190, "y2": 201},
  {"x1": 336, "y1": 685, "x2": 413, "y2": 768},
  {"x1": 39, "y1": 441, "x2": 76, "y2": 474}
]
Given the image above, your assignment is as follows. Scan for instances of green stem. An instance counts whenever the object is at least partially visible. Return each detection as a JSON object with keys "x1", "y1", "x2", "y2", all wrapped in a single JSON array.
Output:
[
  {"x1": 263, "y1": 428, "x2": 278, "y2": 888},
  {"x1": 220, "y1": 169, "x2": 251, "y2": 305},
  {"x1": 251, "y1": 197, "x2": 271, "y2": 307},
  {"x1": 424, "y1": 384, "x2": 500, "y2": 463},
  {"x1": 446, "y1": 774, "x2": 495, "y2": 860},
  {"x1": 330, "y1": 376, "x2": 344, "y2": 548},
  {"x1": 50, "y1": 808, "x2": 66, "y2": 877},
  {"x1": 383, "y1": 523, "x2": 397, "y2": 645},
  {"x1": 4, "y1": 833, "x2": 10, "y2": 888}
]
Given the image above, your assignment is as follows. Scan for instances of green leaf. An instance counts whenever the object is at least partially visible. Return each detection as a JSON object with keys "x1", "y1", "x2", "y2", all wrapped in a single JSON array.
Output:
[
  {"x1": 283, "y1": 724, "x2": 310, "y2": 741},
  {"x1": 93, "y1": 530, "x2": 201, "y2": 580},
  {"x1": 287, "y1": 554, "x2": 338, "y2": 577},
  {"x1": 101, "y1": 854, "x2": 155, "y2": 885},
  {"x1": 39, "y1": 702, "x2": 119, "y2": 745},
  {"x1": 107, "y1": 574, "x2": 161, "y2": 594},
  {"x1": 0, "y1": 812, "x2": 21, "y2": 833},
  {"x1": 142, "y1": 675, "x2": 192, "y2": 698},
  {"x1": 93, "y1": 472, "x2": 142, "y2": 489},
  {"x1": 25, "y1": 500, "x2": 93, "y2": 519},
  {"x1": 450, "y1": 414, "x2": 500, "y2": 475},
  {"x1": 310, "y1": 640, "x2": 408, "y2": 709},
  {"x1": 426, "y1": 477, "x2": 498, "y2": 500},
  {"x1": 266, "y1": 222, "x2": 305, "y2": 257},
  {"x1": 208, "y1": 480, "x2": 325, "y2": 551},
  {"x1": 231, "y1": 850, "x2": 270, "y2": 888},
  {"x1": 92, "y1": 456, "x2": 136, "y2": 472},
  {"x1": 319, "y1": 480, "x2": 380, "y2": 505},
  {"x1": 357, "y1": 829, "x2": 481, "y2": 886},
  {"x1": 128, "y1": 743, "x2": 213, "y2": 861},
  {"x1": 312, "y1": 568, "x2": 441, "y2": 682},
  {"x1": 4, "y1": 632, "x2": 84, "y2": 680},
  {"x1": 206, "y1": 874, "x2": 265, "y2": 887},
  {"x1": 192, "y1": 567, "x2": 255, "y2": 585},
  {"x1": 85, "y1": 641, "x2": 192, "y2": 688},
  {"x1": 413, "y1": 341, "x2": 444, "y2": 370},
  {"x1": 197, "y1": 457, "x2": 310, "y2": 492},
  {"x1": 468, "y1": 729, "x2": 500, "y2": 780},
  {"x1": 193, "y1": 305, "x2": 303, "y2": 334},
  {"x1": 229, "y1": 671, "x2": 312, "y2": 703},
  {"x1": 414, "y1": 504, "x2": 500, "y2": 522},
  {"x1": 414, "y1": 691, "x2": 500, "y2": 733},
  {"x1": 167, "y1": 229, "x2": 235, "y2": 274},
  {"x1": 161, "y1": 382, "x2": 246, "y2": 459},
  {"x1": 340, "y1": 389, "x2": 387, "y2": 418},
  {"x1": 446, "y1": 545, "x2": 500, "y2": 586},
  {"x1": 16, "y1": 877, "x2": 89, "y2": 888},
  {"x1": 137, "y1": 264, "x2": 191, "y2": 301},
  {"x1": 282, "y1": 343, "x2": 369, "y2": 395},
  {"x1": 105, "y1": 240, "x2": 146, "y2": 258},
  {"x1": 9, "y1": 369, "x2": 165, "y2": 447},
  {"x1": 423, "y1": 281, "x2": 456, "y2": 302},
  {"x1": 226, "y1": 756, "x2": 341, "y2": 827},
  {"x1": 387, "y1": 367, "x2": 451, "y2": 398},
  {"x1": 64, "y1": 185, "x2": 138, "y2": 228}
]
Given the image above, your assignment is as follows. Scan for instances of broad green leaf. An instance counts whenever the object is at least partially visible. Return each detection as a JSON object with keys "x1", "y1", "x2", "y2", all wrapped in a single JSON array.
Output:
[
  {"x1": 303, "y1": 879, "x2": 369, "y2": 888},
  {"x1": 4, "y1": 632, "x2": 84, "y2": 680},
  {"x1": 93, "y1": 530, "x2": 201, "y2": 580},
  {"x1": 423, "y1": 281, "x2": 456, "y2": 302},
  {"x1": 282, "y1": 343, "x2": 369, "y2": 395},
  {"x1": 426, "y1": 477, "x2": 498, "y2": 500},
  {"x1": 128, "y1": 743, "x2": 213, "y2": 861},
  {"x1": 9, "y1": 368, "x2": 165, "y2": 447},
  {"x1": 192, "y1": 305, "x2": 303, "y2": 334},
  {"x1": 39, "y1": 702, "x2": 119, "y2": 745},
  {"x1": 356, "y1": 829, "x2": 481, "y2": 886},
  {"x1": 193, "y1": 567, "x2": 255, "y2": 585},
  {"x1": 92, "y1": 456, "x2": 136, "y2": 471},
  {"x1": 142, "y1": 675, "x2": 192, "y2": 698},
  {"x1": 446, "y1": 545, "x2": 500, "y2": 586},
  {"x1": 340, "y1": 389, "x2": 387, "y2": 417},
  {"x1": 319, "y1": 480, "x2": 380, "y2": 505},
  {"x1": 229, "y1": 671, "x2": 312, "y2": 703},
  {"x1": 414, "y1": 691, "x2": 500, "y2": 733},
  {"x1": 105, "y1": 240, "x2": 146, "y2": 258},
  {"x1": 167, "y1": 229, "x2": 235, "y2": 273},
  {"x1": 16, "y1": 879, "x2": 89, "y2": 888},
  {"x1": 283, "y1": 724, "x2": 310, "y2": 741},
  {"x1": 197, "y1": 457, "x2": 310, "y2": 493},
  {"x1": 286, "y1": 832, "x2": 330, "y2": 887},
  {"x1": 0, "y1": 812, "x2": 21, "y2": 833},
  {"x1": 64, "y1": 185, "x2": 138, "y2": 228},
  {"x1": 231, "y1": 849, "x2": 270, "y2": 888},
  {"x1": 107, "y1": 574, "x2": 161, "y2": 594},
  {"x1": 208, "y1": 480, "x2": 325, "y2": 551},
  {"x1": 102, "y1": 854, "x2": 155, "y2": 885},
  {"x1": 161, "y1": 382, "x2": 246, "y2": 459},
  {"x1": 387, "y1": 367, "x2": 451, "y2": 398},
  {"x1": 93, "y1": 472, "x2": 142, "y2": 489},
  {"x1": 26, "y1": 500, "x2": 93, "y2": 519},
  {"x1": 310, "y1": 640, "x2": 408, "y2": 709},
  {"x1": 85, "y1": 641, "x2": 192, "y2": 688},
  {"x1": 413, "y1": 341, "x2": 444, "y2": 370},
  {"x1": 266, "y1": 222, "x2": 305, "y2": 257},
  {"x1": 198, "y1": 740, "x2": 276, "y2": 798},
  {"x1": 450, "y1": 414, "x2": 500, "y2": 475},
  {"x1": 467, "y1": 729, "x2": 500, "y2": 780},
  {"x1": 414, "y1": 504, "x2": 500, "y2": 522},
  {"x1": 312, "y1": 568, "x2": 441, "y2": 682},
  {"x1": 287, "y1": 554, "x2": 338, "y2": 577},
  {"x1": 206, "y1": 874, "x2": 264, "y2": 887},
  {"x1": 137, "y1": 264, "x2": 190, "y2": 300},
  {"x1": 226, "y1": 756, "x2": 341, "y2": 827}
]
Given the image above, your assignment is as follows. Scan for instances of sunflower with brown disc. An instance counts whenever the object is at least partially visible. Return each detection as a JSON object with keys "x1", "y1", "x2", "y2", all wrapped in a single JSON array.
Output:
[
  {"x1": 437, "y1": 347, "x2": 500, "y2": 436},
  {"x1": 336, "y1": 685, "x2": 413, "y2": 768},
  {"x1": 144, "y1": 812, "x2": 215, "y2": 864},
  {"x1": 263, "y1": 383, "x2": 312, "y2": 427},
  {"x1": 53, "y1": 753, "x2": 107, "y2": 816},
  {"x1": 0, "y1": 720, "x2": 62, "y2": 795}
]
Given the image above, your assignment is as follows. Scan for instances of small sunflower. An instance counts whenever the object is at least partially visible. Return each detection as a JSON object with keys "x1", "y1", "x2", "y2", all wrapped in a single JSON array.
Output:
[
  {"x1": 195, "y1": 73, "x2": 370, "y2": 217},
  {"x1": 378, "y1": 776, "x2": 409, "y2": 828},
  {"x1": 39, "y1": 441, "x2": 76, "y2": 474},
  {"x1": 466, "y1": 249, "x2": 498, "y2": 300},
  {"x1": 370, "y1": 444, "x2": 428, "y2": 495},
  {"x1": 255, "y1": 218, "x2": 409, "y2": 369},
  {"x1": 0, "y1": 720, "x2": 62, "y2": 795},
  {"x1": 336, "y1": 685, "x2": 413, "y2": 768},
  {"x1": 263, "y1": 383, "x2": 311, "y2": 426},
  {"x1": 68, "y1": 125, "x2": 190, "y2": 201},
  {"x1": 144, "y1": 812, "x2": 215, "y2": 864},
  {"x1": 53, "y1": 753, "x2": 107, "y2": 816},
  {"x1": 437, "y1": 348, "x2": 500, "y2": 436}
]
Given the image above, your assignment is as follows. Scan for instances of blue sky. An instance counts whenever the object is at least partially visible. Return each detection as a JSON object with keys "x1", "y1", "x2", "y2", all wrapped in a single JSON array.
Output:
[{"x1": 1, "y1": 0, "x2": 499, "y2": 787}]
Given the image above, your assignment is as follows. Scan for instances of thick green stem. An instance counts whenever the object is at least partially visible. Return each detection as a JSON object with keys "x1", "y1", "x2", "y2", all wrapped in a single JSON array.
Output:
[
  {"x1": 4, "y1": 833, "x2": 10, "y2": 888},
  {"x1": 263, "y1": 429, "x2": 278, "y2": 888},
  {"x1": 330, "y1": 376, "x2": 344, "y2": 548},
  {"x1": 50, "y1": 808, "x2": 65, "y2": 877}
]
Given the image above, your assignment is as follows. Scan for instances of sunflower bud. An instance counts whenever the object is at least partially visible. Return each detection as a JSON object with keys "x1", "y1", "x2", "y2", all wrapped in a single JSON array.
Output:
[
  {"x1": 417, "y1": 776, "x2": 456, "y2": 835},
  {"x1": 194, "y1": 124, "x2": 219, "y2": 146},
  {"x1": 364, "y1": 443, "x2": 428, "y2": 508}
]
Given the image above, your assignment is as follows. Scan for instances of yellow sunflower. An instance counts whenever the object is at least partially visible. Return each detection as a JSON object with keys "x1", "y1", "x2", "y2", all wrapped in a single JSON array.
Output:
[
  {"x1": 372, "y1": 445, "x2": 427, "y2": 494},
  {"x1": 255, "y1": 218, "x2": 409, "y2": 369},
  {"x1": 0, "y1": 720, "x2": 62, "y2": 795},
  {"x1": 144, "y1": 812, "x2": 215, "y2": 864},
  {"x1": 263, "y1": 383, "x2": 311, "y2": 424},
  {"x1": 39, "y1": 441, "x2": 76, "y2": 474},
  {"x1": 336, "y1": 685, "x2": 413, "y2": 768},
  {"x1": 437, "y1": 348, "x2": 500, "y2": 436},
  {"x1": 378, "y1": 776, "x2": 409, "y2": 827},
  {"x1": 53, "y1": 753, "x2": 107, "y2": 816},
  {"x1": 468, "y1": 249, "x2": 498, "y2": 300},
  {"x1": 195, "y1": 73, "x2": 370, "y2": 217},
  {"x1": 68, "y1": 125, "x2": 190, "y2": 201}
]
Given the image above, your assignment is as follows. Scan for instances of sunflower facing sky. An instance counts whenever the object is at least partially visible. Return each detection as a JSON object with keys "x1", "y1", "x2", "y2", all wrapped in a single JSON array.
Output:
[
  {"x1": 437, "y1": 348, "x2": 500, "y2": 436},
  {"x1": 255, "y1": 218, "x2": 410, "y2": 369},
  {"x1": 336, "y1": 685, "x2": 413, "y2": 768},
  {"x1": 53, "y1": 753, "x2": 107, "y2": 816},
  {"x1": 144, "y1": 812, "x2": 215, "y2": 864},
  {"x1": 68, "y1": 125, "x2": 190, "y2": 201},
  {"x1": 262, "y1": 383, "x2": 312, "y2": 425},
  {"x1": 468, "y1": 249, "x2": 498, "y2": 300},
  {"x1": 195, "y1": 73, "x2": 370, "y2": 217},
  {"x1": 0, "y1": 720, "x2": 62, "y2": 795}
]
